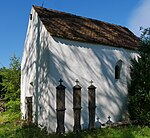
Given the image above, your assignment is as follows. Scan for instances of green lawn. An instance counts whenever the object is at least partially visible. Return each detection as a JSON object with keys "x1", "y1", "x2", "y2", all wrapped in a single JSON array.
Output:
[{"x1": 0, "y1": 111, "x2": 150, "y2": 138}]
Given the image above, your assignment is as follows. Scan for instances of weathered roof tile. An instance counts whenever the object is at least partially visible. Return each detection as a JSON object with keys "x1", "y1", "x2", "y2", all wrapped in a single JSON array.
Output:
[{"x1": 33, "y1": 6, "x2": 140, "y2": 49}]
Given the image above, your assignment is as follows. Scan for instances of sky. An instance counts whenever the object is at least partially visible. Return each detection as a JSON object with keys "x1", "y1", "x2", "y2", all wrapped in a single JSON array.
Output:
[{"x1": 0, "y1": 0, "x2": 150, "y2": 67}]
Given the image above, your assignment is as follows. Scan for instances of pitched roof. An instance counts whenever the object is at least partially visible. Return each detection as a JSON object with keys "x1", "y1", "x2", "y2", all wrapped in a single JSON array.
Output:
[{"x1": 33, "y1": 6, "x2": 140, "y2": 50}]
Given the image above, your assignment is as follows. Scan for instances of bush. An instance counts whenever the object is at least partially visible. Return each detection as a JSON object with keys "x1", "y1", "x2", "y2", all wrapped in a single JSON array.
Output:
[
  {"x1": 0, "y1": 55, "x2": 21, "y2": 112},
  {"x1": 6, "y1": 99, "x2": 20, "y2": 112},
  {"x1": 128, "y1": 28, "x2": 150, "y2": 126}
]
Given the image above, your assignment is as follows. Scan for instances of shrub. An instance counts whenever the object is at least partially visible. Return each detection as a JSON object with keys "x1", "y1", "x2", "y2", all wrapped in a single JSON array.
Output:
[
  {"x1": 0, "y1": 55, "x2": 21, "y2": 112},
  {"x1": 128, "y1": 28, "x2": 150, "y2": 126}
]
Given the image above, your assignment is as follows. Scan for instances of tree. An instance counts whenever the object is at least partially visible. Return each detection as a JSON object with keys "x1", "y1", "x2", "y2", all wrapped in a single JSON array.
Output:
[
  {"x1": 128, "y1": 28, "x2": 150, "y2": 126},
  {"x1": 0, "y1": 68, "x2": 6, "y2": 99},
  {"x1": 0, "y1": 54, "x2": 21, "y2": 111}
]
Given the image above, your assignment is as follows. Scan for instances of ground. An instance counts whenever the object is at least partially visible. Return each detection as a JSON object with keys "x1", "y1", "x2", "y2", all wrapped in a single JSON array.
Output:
[{"x1": 0, "y1": 108, "x2": 150, "y2": 138}]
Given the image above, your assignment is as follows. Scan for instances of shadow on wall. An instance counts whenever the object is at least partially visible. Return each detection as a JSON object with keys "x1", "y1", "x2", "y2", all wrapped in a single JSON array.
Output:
[
  {"x1": 47, "y1": 37, "x2": 129, "y2": 126},
  {"x1": 22, "y1": 14, "x2": 131, "y2": 132}
]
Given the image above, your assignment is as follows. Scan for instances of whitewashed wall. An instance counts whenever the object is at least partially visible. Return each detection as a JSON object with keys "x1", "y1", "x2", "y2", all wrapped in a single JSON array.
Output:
[
  {"x1": 21, "y1": 7, "x2": 138, "y2": 133},
  {"x1": 21, "y1": 7, "x2": 37, "y2": 120}
]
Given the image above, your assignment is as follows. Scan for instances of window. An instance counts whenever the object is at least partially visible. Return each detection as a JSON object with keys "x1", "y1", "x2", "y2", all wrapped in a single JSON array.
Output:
[
  {"x1": 115, "y1": 60, "x2": 122, "y2": 79},
  {"x1": 115, "y1": 65, "x2": 120, "y2": 79}
]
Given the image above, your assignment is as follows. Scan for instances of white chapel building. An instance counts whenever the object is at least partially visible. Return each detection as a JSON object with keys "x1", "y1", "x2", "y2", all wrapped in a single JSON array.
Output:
[{"x1": 21, "y1": 6, "x2": 139, "y2": 133}]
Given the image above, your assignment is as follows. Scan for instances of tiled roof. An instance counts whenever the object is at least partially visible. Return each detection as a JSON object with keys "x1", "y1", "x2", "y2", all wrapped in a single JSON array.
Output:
[{"x1": 33, "y1": 6, "x2": 140, "y2": 49}]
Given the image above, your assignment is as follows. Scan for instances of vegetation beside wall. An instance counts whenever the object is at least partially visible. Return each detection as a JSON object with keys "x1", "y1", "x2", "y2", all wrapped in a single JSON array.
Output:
[
  {"x1": 0, "y1": 55, "x2": 21, "y2": 112},
  {"x1": 128, "y1": 28, "x2": 150, "y2": 126}
]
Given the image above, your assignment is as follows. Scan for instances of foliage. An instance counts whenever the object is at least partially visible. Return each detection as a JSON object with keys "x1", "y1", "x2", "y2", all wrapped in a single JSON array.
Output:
[
  {"x1": 0, "y1": 54, "x2": 21, "y2": 111},
  {"x1": 128, "y1": 28, "x2": 150, "y2": 126},
  {"x1": 0, "y1": 110, "x2": 21, "y2": 138},
  {"x1": 0, "y1": 68, "x2": 5, "y2": 98},
  {"x1": 6, "y1": 99, "x2": 20, "y2": 112}
]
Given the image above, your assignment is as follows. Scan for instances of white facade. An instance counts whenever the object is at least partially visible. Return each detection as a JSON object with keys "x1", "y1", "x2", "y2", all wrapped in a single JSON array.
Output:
[{"x1": 21, "y1": 7, "x2": 138, "y2": 133}]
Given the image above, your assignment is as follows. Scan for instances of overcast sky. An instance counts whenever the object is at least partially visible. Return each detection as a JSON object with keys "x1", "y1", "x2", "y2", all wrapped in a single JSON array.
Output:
[{"x1": 0, "y1": 0, "x2": 150, "y2": 67}]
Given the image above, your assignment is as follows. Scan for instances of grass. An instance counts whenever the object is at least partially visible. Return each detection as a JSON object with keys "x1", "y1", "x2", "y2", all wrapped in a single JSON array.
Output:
[
  {"x1": 0, "y1": 111, "x2": 21, "y2": 138},
  {"x1": 0, "y1": 110, "x2": 150, "y2": 138}
]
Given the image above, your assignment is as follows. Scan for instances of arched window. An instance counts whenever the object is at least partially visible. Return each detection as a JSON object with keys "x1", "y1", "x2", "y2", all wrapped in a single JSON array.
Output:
[
  {"x1": 115, "y1": 60, "x2": 122, "y2": 79},
  {"x1": 115, "y1": 65, "x2": 120, "y2": 79}
]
